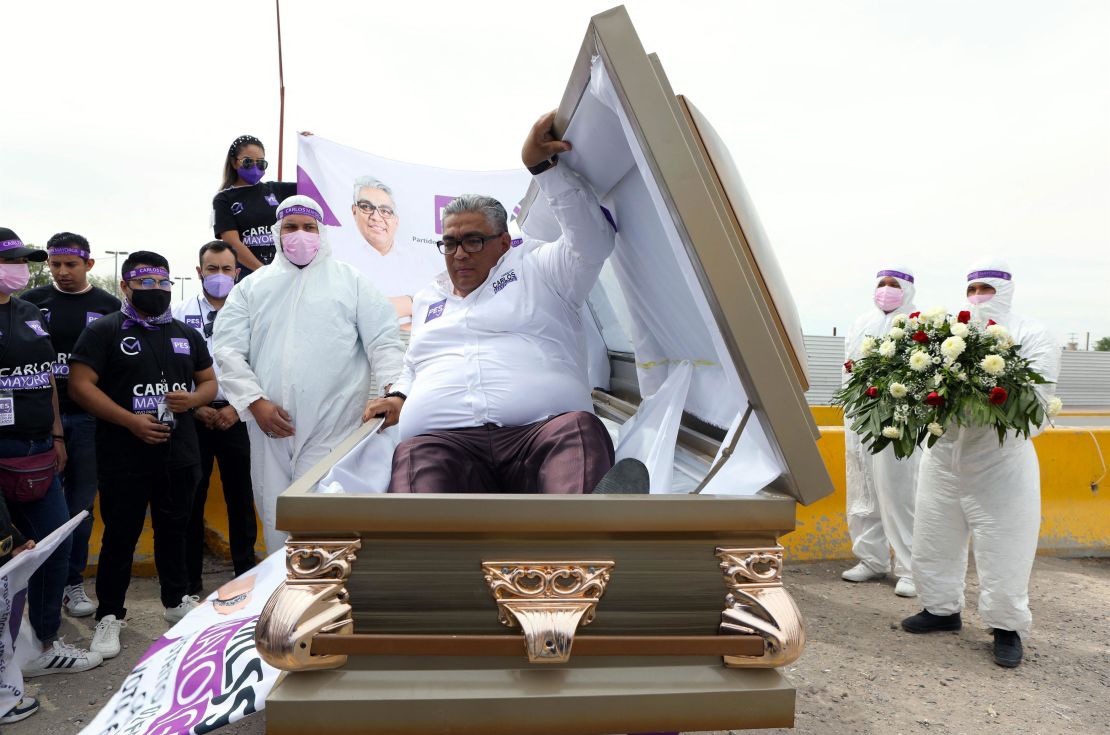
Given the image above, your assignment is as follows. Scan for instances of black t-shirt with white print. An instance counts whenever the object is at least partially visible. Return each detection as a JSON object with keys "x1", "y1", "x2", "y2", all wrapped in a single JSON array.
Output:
[
  {"x1": 70, "y1": 312, "x2": 212, "y2": 470},
  {"x1": 0, "y1": 299, "x2": 58, "y2": 439},
  {"x1": 212, "y1": 180, "x2": 297, "y2": 280},
  {"x1": 22, "y1": 285, "x2": 121, "y2": 415}
]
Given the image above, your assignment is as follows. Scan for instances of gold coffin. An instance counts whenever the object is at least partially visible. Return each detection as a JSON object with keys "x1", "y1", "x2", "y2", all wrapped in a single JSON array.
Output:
[{"x1": 259, "y1": 5, "x2": 833, "y2": 734}]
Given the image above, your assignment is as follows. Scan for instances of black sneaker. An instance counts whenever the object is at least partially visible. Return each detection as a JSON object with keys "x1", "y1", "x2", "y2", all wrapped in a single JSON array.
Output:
[
  {"x1": 901, "y1": 609, "x2": 962, "y2": 634},
  {"x1": 992, "y1": 629, "x2": 1023, "y2": 668},
  {"x1": 0, "y1": 696, "x2": 39, "y2": 724},
  {"x1": 592, "y1": 458, "x2": 650, "y2": 494}
]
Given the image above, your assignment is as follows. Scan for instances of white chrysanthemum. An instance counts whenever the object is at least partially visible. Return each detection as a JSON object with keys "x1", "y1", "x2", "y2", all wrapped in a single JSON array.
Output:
[
  {"x1": 891, "y1": 313, "x2": 908, "y2": 327},
  {"x1": 986, "y1": 324, "x2": 1009, "y2": 339},
  {"x1": 860, "y1": 337, "x2": 877, "y2": 354},
  {"x1": 980, "y1": 354, "x2": 1006, "y2": 375},
  {"x1": 922, "y1": 306, "x2": 946, "y2": 320},
  {"x1": 994, "y1": 335, "x2": 1015, "y2": 350},
  {"x1": 878, "y1": 340, "x2": 896, "y2": 357},
  {"x1": 887, "y1": 327, "x2": 905, "y2": 340},
  {"x1": 927, "y1": 422, "x2": 945, "y2": 437},
  {"x1": 881, "y1": 426, "x2": 902, "y2": 439},
  {"x1": 1047, "y1": 396, "x2": 1063, "y2": 417},
  {"x1": 950, "y1": 322, "x2": 969, "y2": 338},
  {"x1": 908, "y1": 350, "x2": 931, "y2": 372},
  {"x1": 940, "y1": 336, "x2": 966, "y2": 360},
  {"x1": 889, "y1": 382, "x2": 908, "y2": 399}
]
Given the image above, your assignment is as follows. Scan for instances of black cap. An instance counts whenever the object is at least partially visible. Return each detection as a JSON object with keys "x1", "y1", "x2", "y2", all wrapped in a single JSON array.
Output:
[{"x1": 0, "y1": 227, "x2": 48, "y2": 262}]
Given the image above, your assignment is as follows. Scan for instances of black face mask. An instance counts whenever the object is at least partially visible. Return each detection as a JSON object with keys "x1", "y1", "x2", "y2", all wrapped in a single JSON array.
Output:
[{"x1": 130, "y1": 288, "x2": 172, "y2": 316}]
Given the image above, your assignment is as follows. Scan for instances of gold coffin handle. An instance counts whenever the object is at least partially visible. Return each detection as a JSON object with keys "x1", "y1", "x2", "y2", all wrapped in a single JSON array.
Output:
[
  {"x1": 482, "y1": 561, "x2": 615, "y2": 664},
  {"x1": 256, "y1": 538, "x2": 362, "y2": 672},
  {"x1": 716, "y1": 546, "x2": 806, "y2": 669}
]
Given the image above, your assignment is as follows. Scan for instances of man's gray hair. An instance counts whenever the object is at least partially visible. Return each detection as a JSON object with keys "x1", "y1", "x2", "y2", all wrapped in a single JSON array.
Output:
[
  {"x1": 352, "y1": 175, "x2": 393, "y2": 203},
  {"x1": 441, "y1": 194, "x2": 508, "y2": 234}
]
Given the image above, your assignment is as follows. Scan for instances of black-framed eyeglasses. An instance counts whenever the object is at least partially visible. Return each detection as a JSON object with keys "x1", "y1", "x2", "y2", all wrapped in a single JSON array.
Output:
[
  {"x1": 128, "y1": 277, "x2": 174, "y2": 290},
  {"x1": 355, "y1": 201, "x2": 396, "y2": 219},
  {"x1": 237, "y1": 156, "x2": 269, "y2": 171},
  {"x1": 435, "y1": 233, "x2": 504, "y2": 255},
  {"x1": 203, "y1": 310, "x2": 217, "y2": 338}
]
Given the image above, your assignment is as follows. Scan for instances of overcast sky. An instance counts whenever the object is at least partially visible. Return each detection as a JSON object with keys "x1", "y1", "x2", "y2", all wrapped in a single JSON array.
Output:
[{"x1": 3, "y1": 1, "x2": 1107, "y2": 345}]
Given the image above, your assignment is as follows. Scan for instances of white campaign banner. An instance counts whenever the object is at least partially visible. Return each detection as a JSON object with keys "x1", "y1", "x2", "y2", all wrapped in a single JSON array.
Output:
[
  {"x1": 0, "y1": 511, "x2": 87, "y2": 716},
  {"x1": 296, "y1": 134, "x2": 531, "y2": 330},
  {"x1": 80, "y1": 552, "x2": 286, "y2": 735}
]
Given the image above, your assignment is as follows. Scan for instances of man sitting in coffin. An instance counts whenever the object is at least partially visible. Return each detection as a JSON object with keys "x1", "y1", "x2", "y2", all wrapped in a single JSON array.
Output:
[{"x1": 364, "y1": 112, "x2": 636, "y2": 494}]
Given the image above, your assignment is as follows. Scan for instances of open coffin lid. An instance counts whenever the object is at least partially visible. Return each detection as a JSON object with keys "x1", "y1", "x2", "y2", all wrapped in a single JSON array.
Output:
[{"x1": 258, "y1": 7, "x2": 832, "y2": 734}]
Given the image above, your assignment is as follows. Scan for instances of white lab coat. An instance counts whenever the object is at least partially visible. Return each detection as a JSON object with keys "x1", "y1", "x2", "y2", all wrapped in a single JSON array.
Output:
[
  {"x1": 912, "y1": 262, "x2": 1060, "y2": 637},
  {"x1": 844, "y1": 273, "x2": 921, "y2": 578},
  {"x1": 213, "y1": 219, "x2": 403, "y2": 552}
]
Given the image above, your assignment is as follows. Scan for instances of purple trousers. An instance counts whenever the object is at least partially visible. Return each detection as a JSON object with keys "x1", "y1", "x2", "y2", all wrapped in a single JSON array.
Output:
[{"x1": 388, "y1": 411, "x2": 614, "y2": 494}]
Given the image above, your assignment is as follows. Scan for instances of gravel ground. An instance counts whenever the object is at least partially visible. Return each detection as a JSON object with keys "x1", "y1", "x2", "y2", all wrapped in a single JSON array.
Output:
[{"x1": 10, "y1": 555, "x2": 1108, "y2": 735}]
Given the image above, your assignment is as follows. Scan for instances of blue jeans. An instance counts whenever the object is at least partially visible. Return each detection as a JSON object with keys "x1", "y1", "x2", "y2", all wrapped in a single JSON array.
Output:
[
  {"x1": 1, "y1": 436, "x2": 70, "y2": 644},
  {"x1": 62, "y1": 412, "x2": 99, "y2": 587}
]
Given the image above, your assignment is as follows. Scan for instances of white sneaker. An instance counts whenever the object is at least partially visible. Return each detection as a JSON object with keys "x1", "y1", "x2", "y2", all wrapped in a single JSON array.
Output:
[
  {"x1": 0, "y1": 696, "x2": 39, "y2": 724},
  {"x1": 23, "y1": 639, "x2": 103, "y2": 677},
  {"x1": 92, "y1": 615, "x2": 127, "y2": 659},
  {"x1": 63, "y1": 583, "x2": 96, "y2": 617},
  {"x1": 164, "y1": 594, "x2": 200, "y2": 623},
  {"x1": 895, "y1": 577, "x2": 918, "y2": 597},
  {"x1": 841, "y1": 562, "x2": 887, "y2": 582}
]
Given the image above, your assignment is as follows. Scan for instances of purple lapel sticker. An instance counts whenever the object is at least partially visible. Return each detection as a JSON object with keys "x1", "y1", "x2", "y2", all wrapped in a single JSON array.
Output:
[
  {"x1": 492, "y1": 269, "x2": 518, "y2": 294},
  {"x1": 86, "y1": 311, "x2": 103, "y2": 325},
  {"x1": 185, "y1": 315, "x2": 203, "y2": 329},
  {"x1": 171, "y1": 338, "x2": 191, "y2": 355},
  {"x1": 425, "y1": 299, "x2": 447, "y2": 323},
  {"x1": 25, "y1": 320, "x2": 48, "y2": 337},
  {"x1": 265, "y1": 193, "x2": 279, "y2": 206}
]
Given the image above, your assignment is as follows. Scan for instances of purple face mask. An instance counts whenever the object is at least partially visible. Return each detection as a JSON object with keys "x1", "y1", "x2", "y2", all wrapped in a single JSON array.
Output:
[
  {"x1": 873, "y1": 285, "x2": 904, "y2": 312},
  {"x1": 203, "y1": 273, "x2": 234, "y2": 299},
  {"x1": 968, "y1": 293, "x2": 995, "y2": 305},
  {"x1": 237, "y1": 165, "x2": 264, "y2": 185}
]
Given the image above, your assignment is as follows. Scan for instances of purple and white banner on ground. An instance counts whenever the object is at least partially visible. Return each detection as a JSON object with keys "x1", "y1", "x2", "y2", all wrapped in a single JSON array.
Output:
[
  {"x1": 297, "y1": 134, "x2": 530, "y2": 330},
  {"x1": 79, "y1": 551, "x2": 285, "y2": 735},
  {"x1": 1, "y1": 512, "x2": 87, "y2": 717}
]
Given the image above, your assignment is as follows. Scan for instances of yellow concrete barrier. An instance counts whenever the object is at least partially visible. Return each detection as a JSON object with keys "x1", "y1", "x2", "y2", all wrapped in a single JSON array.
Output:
[{"x1": 783, "y1": 425, "x2": 1110, "y2": 561}]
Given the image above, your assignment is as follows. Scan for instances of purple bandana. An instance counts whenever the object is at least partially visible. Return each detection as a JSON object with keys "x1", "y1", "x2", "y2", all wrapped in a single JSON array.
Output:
[
  {"x1": 48, "y1": 247, "x2": 90, "y2": 259},
  {"x1": 967, "y1": 270, "x2": 1011, "y2": 282},
  {"x1": 876, "y1": 269, "x2": 914, "y2": 283},
  {"x1": 276, "y1": 204, "x2": 322, "y2": 222},
  {"x1": 124, "y1": 266, "x2": 170, "y2": 281},
  {"x1": 121, "y1": 301, "x2": 173, "y2": 331},
  {"x1": 0, "y1": 239, "x2": 24, "y2": 253}
]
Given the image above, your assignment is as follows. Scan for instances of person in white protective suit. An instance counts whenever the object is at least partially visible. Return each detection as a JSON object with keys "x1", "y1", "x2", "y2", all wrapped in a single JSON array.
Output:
[
  {"x1": 842, "y1": 267, "x2": 921, "y2": 598},
  {"x1": 902, "y1": 258, "x2": 1060, "y2": 668},
  {"x1": 213, "y1": 195, "x2": 404, "y2": 553}
]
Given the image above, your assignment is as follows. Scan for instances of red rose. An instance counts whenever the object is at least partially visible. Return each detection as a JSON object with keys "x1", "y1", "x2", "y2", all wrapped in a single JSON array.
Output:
[
  {"x1": 987, "y1": 319, "x2": 997, "y2": 326},
  {"x1": 909, "y1": 311, "x2": 921, "y2": 319},
  {"x1": 925, "y1": 391, "x2": 945, "y2": 406},
  {"x1": 844, "y1": 360, "x2": 854, "y2": 373},
  {"x1": 866, "y1": 386, "x2": 879, "y2": 398},
  {"x1": 912, "y1": 331, "x2": 929, "y2": 343},
  {"x1": 957, "y1": 311, "x2": 971, "y2": 324},
  {"x1": 989, "y1": 387, "x2": 1008, "y2": 405}
]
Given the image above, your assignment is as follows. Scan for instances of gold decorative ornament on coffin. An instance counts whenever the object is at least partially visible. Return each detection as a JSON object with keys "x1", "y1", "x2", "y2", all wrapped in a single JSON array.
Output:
[
  {"x1": 716, "y1": 546, "x2": 805, "y2": 668},
  {"x1": 482, "y1": 561, "x2": 615, "y2": 663},
  {"x1": 256, "y1": 538, "x2": 361, "y2": 671}
]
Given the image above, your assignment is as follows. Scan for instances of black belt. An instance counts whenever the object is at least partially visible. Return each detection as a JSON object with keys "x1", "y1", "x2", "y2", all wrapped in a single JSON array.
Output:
[{"x1": 209, "y1": 401, "x2": 230, "y2": 409}]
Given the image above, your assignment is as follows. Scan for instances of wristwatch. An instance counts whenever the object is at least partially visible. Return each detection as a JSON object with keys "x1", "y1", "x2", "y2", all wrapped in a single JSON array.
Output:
[
  {"x1": 384, "y1": 391, "x2": 407, "y2": 401},
  {"x1": 527, "y1": 154, "x2": 558, "y2": 176}
]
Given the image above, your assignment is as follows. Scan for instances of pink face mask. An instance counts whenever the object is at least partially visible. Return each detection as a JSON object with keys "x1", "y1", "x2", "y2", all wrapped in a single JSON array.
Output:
[
  {"x1": 0, "y1": 264, "x2": 30, "y2": 294},
  {"x1": 282, "y1": 230, "x2": 321, "y2": 266},
  {"x1": 873, "y1": 285, "x2": 904, "y2": 312},
  {"x1": 968, "y1": 293, "x2": 994, "y2": 305}
]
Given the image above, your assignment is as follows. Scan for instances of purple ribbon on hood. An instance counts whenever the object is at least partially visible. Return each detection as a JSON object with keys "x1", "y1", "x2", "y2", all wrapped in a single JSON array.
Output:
[
  {"x1": 967, "y1": 270, "x2": 1011, "y2": 281},
  {"x1": 876, "y1": 269, "x2": 914, "y2": 283}
]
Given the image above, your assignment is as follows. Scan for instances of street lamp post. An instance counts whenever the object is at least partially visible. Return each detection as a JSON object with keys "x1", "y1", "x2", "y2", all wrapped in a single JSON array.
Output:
[
  {"x1": 105, "y1": 250, "x2": 129, "y2": 297},
  {"x1": 177, "y1": 276, "x2": 192, "y2": 300}
]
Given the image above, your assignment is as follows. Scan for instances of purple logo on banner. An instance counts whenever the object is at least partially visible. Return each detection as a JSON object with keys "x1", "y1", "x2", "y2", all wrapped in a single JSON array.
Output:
[
  {"x1": 433, "y1": 195, "x2": 456, "y2": 235},
  {"x1": 86, "y1": 312, "x2": 103, "y2": 325},
  {"x1": 425, "y1": 299, "x2": 447, "y2": 323},
  {"x1": 492, "y1": 270, "x2": 518, "y2": 294},
  {"x1": 185, "y1": 315, "x2": 203, "y2": 329},
  {"x1": 171, "y1": 338, "x2": 191, "y2": 355},
  {"x1": 25, "y1": 321, "x2": 48, "y2": 337}
]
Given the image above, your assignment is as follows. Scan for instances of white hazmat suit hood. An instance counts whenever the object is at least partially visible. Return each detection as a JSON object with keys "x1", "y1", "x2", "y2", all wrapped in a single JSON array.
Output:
[
  {"x1": 214, "y1": 195, "x2": 404, "y2": 552},
  {"x1": 912, "y1": 258, "x2": 1061, "y2": 638},
  {"x1": 844, "y1": 266, "x2": 920, "y2": 580}
]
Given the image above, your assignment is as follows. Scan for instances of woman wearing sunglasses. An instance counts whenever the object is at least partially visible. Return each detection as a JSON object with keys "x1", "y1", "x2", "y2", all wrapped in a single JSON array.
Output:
[{"x1": 211, "y1": 135, "x2": 297, "y2": 282}]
